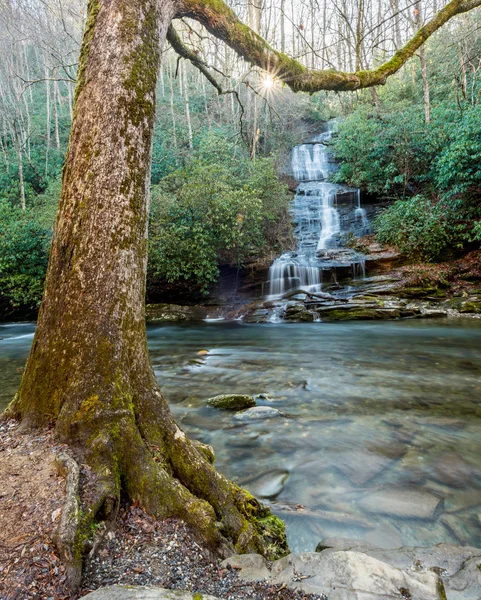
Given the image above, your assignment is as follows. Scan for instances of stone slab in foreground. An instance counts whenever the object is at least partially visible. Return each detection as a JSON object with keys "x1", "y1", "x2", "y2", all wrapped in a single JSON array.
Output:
[
  {"x1": 82, "y1": 586, "x2": 222, "y2": 599},
  {"x1": 222, "y1": 551, "x2": 443, "y2": 600}
]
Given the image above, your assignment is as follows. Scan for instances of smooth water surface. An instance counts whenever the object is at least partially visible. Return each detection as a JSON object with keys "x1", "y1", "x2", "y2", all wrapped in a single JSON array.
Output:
[{"x1": 2, "y1": 319, "x2": 481, "y2": 551}]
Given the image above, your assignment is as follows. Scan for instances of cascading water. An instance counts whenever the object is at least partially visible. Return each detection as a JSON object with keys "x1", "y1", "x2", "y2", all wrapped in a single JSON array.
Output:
[{"x1": 267, "y1": 123, "x2": 369, "y2": 299}]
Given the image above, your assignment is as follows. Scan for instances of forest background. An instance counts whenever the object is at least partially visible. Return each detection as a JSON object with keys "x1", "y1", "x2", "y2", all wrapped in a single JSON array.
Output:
[{"x1": 0, "y1": 0, "x2": 480, "y2": 317}]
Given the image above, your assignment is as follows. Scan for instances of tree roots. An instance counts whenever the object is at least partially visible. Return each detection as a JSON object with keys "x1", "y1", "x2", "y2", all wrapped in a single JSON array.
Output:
[{"x1": 40, "y1": 385, "x2": 289, "y2": 592}]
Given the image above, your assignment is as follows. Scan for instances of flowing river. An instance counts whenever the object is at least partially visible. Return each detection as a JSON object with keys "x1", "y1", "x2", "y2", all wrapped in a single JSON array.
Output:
[{"x1": 2, "y1": 318, "x2": 481, "y2": 552}]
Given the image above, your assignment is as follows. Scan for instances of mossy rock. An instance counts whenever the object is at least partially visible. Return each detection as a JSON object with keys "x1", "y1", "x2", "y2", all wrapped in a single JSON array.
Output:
[
  {"x1": 319, "y1": 307, "x2": 398, "y2": 321},
  {"x1": 207, "y1": 394, "x2": 256, "y2": 410},
  {"x1": 145, "y1": 303, "x2": 206, "y2": 322},
  {"x1": 396, "y1": 285, "x2": 441, "y2": 299},
  {"x1": 283, "y1": 304, "x2": 314, "y2": 322},
  {"x1": 459, "y1": 301, "x2": 481, "y2": 314}
]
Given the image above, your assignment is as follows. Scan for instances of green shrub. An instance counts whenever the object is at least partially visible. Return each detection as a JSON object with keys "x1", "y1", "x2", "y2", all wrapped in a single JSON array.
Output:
[
  {"x1": 148, "y1": 135, "x2": 291, "y2": 292},
  {"x1": 0, "y1": 201, "x2": 50, "y2": 310},
  {"x1": 374, "y1": 196, "x2": 450, "y2": 261}
]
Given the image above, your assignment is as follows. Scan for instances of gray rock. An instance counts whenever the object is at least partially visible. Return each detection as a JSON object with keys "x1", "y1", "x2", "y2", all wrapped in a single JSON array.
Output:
[
  {"x1": 316, "y1": 538, "x2": 375, "y2": 553},
  {"x1": 221, "y1": 553, "x2": 271, "y2": 581},
  {"x1": 241, "y1": 468, "x2": 289, "y2": 499},
  {"x1": 445, "y1": 556, "x2": 481, "y2": 600},
  {"x1": 207, "y1": 394, "x2": 256, "y2": 410},
  {"x1": 233, "y1": 406, "x2": 284, "y2": 421},
  {"x1": 82, "y1": 586, "x2": 222, "y2": 599},
  {"x1": 359, "y1": 487, "x2": 443, "y2": 519},
  {"x1": 222, "y1": 551, "x2": 442, "y2": 600},
  {"x1": 360, "y1": 543, "x2": 481, "y2": 577},
  {"x1": 317, "y1": 541, "x2": 481, "y2": 600},
  {"x1": 336, "y1": 451, "x2": 393, "y2": 486}
]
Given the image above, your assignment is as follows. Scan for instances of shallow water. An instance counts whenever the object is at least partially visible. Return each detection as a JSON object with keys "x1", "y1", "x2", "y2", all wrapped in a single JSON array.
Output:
[{"x1": 2, "y1": 319, "x2": 481, "y2": 551}]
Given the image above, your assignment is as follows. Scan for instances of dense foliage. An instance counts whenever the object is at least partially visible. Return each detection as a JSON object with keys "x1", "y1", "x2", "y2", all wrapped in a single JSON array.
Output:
[
  {"x1": 149, "y1": 132, "x2": 292, "y2": 291},
  {"x1": 0, "y1": 202, "x2": 50, "y2": 313},
  {"x1": 332, "y1": 18, "x2": 481, "y2": 261},
  {"x1": 0, "y1": 128, "x2": 293, "y2": 311}
]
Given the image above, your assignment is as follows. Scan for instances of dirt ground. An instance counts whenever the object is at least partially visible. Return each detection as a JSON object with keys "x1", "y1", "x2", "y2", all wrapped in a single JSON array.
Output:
[
  {"x1": 0, "y1": 419, "x2": 322, "y2": 600},
  {"x1": 0, "y1": 419, "x2": 71, "y2": 599}
]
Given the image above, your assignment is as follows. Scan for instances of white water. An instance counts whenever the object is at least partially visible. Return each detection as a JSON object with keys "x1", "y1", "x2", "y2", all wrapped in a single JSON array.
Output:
[
  {"x1": 267, "y1": 124, "x2": 366, "y2": 299},
  {"x1": 354, "y1": 189, "x2": 369, "y2": 229}
]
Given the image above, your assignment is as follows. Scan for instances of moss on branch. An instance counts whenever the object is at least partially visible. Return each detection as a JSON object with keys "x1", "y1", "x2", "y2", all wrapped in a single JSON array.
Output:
[{"x1": 176, "y1": 0, "x2": 479, "y2": 92}]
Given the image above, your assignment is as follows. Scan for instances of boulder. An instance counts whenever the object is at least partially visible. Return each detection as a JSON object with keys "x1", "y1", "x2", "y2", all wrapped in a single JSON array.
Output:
[
  {"x1": 283, "y1": 303, "x2": 314, "y2": 322},
  {"x1": 314, "y1": 540, "x2": 481, "y2": 600},
  {"x1": 207, "y1": 394, "x2": 256, "y2": 410},
  {"x1": 233, "y1": 406, "x2": 284, "y2": 421},
  {"x1": 222, "y1": 551, "x2": 443, "y2": 600},
  {"x1": 82, "y1": 586, "x2": 222, "y2": 599}
]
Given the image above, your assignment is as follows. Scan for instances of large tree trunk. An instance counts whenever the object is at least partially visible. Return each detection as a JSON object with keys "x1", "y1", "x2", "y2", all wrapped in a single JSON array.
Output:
[{"x1": 5, "y1": 0, "x2": 287, "y2": 585}]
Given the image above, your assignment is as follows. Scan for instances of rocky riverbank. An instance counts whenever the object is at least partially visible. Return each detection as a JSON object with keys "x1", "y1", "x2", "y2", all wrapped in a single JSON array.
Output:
[
  {"x1": 145, "y1": 244, "x2": 481, "y2": 325},
  {"x1": 2, "y1": 416, "x2": 481, "y2": 600}
]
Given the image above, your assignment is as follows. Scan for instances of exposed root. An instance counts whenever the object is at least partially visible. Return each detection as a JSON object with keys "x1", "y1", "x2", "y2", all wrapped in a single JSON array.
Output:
[
  {"x1": 9, "y1": 381, "x2": 289, "y2": 593},
  {"x1": 53, "y1": 451, "x2": 82, "y2": 590}
]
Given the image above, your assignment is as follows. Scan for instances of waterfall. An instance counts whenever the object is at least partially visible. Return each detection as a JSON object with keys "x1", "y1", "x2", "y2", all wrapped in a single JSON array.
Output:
[
  {"x1": 354, "y1": 189, "x2": 369, "y2": 229},
  {"x1": 267, "y1": 122, "x2": 369, "y2": 299}
]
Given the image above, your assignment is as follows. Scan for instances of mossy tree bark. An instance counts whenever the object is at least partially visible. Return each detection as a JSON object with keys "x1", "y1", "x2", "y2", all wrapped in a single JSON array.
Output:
[{"x1": 6, "y1": 0, "x2": 287, "y2": 575}]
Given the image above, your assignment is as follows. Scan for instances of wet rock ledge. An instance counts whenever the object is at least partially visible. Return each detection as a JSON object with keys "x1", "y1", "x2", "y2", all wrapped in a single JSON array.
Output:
[{"x1": 145, "y1": 248, "x2": 481, "y2": 324}]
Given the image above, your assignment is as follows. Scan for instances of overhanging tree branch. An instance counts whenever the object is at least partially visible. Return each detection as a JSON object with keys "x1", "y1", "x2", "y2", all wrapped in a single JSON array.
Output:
[
  {"x1": 167, "y1": 24, "x2": 247, "y2": 138},
  {"x1": 177, "y1": 0, "x2": 481, "y2": 92}
]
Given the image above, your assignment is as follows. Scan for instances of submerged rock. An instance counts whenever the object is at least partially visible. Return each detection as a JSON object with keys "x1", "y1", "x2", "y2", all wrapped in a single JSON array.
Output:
[
  {"x1": 241, "y1": 468, "x2": 289, "y2": 499},
  {"x1": 359, "y1": 487, "x2": 443, "y2": 520},
  {"x1": 233, "y1": 406, "x2": 284, "y2": 421},
  {"x1": 207, "y1": 394, "x2": 256, "y2": 410},
  {"x1": 336, "y1": 451, "x2": 395, "y2": 486}
]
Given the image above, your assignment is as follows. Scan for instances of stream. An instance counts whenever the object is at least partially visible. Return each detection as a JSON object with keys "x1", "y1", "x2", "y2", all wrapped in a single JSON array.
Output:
[{"x1": 2, "y1": 318, "x2": 481, "y2": 552}]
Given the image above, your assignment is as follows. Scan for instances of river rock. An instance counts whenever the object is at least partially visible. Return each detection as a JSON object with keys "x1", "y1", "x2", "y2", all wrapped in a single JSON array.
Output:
[
  {"x1": 207, "y1": 394, "x2": 256, "y2": 410},
  {"x1": 432, "y1": 451, "x2": 473, "y2": 488},
  {"x1": 82, "y1": 586, "x2": 222, "y2": 599},
  {"x1": 335, "y1": 451, "x2": 394, "y2": 486},
  {"x1": 241, "y1": 468, "x2": 289, "y2": 499},
  {"x1": 359, "y1": 487, "x2": 443, "y2": 519},
  {"x1": 222, "y1": 551, "x2": 443, "y2": 599},
  {"x1": 314, "y1": 541, "x2": 481, "y2": 599},
  {"x1": 233, "y1": 406, "x2": 284, "y2": 421},
  {"x1": 445, "y1": 489, "x2": 481, "y2": 513}
]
